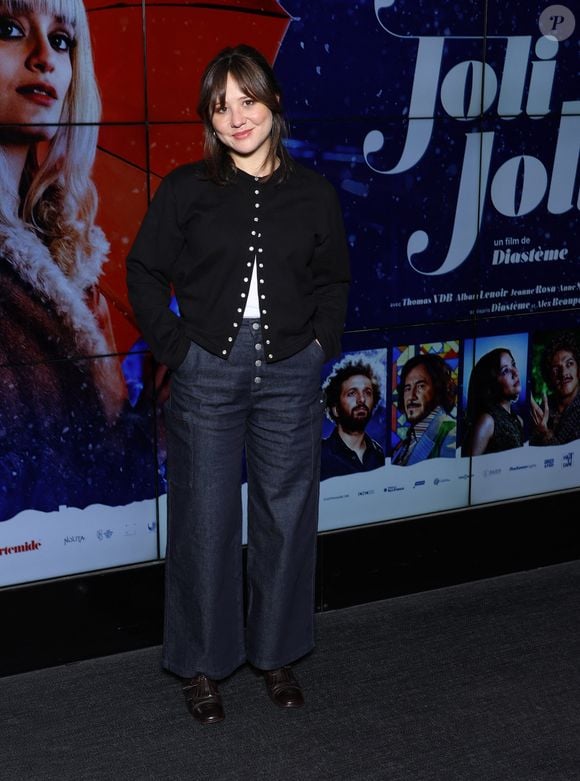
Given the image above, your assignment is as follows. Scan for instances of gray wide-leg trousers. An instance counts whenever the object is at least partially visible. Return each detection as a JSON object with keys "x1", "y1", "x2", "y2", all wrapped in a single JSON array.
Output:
[{"x1": 161, "y1": 320, "x2": 325, "y2": 679}]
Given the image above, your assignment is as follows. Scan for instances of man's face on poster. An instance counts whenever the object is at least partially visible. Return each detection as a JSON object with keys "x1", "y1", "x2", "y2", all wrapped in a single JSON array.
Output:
[
  {"x1": 403, "y1": 364, "x2": 436, "y2": 424},
  {"x1": 549, "y1": 349, "x2": 579, "y2": 402},
  {"x1": 333, "y1": 373, "x2": 375, "y2": 433}
]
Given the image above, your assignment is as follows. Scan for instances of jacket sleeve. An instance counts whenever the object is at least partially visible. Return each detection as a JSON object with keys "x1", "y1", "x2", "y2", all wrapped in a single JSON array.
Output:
[
  {"x1": 126, "y1": 175, "x2": 191, "y2": 370},
  {"x1": 311, "y1": 181, "x2": 351, "y2": 361}
]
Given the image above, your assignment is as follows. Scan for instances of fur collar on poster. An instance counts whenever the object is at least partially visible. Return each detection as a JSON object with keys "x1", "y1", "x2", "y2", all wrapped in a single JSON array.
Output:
[{"x1": 0, "y1": 222, "x2": 126, "y2": 422}]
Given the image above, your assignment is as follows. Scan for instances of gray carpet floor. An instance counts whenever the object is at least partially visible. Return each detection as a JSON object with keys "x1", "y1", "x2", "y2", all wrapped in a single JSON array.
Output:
[{"x1": 2, "y1": 559, "x2": 580, "y2": 781}]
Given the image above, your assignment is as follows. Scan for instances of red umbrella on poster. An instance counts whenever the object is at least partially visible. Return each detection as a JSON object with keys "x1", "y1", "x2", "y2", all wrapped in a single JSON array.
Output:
[{"x1": 85, "y1": 0, "x2": 291, "y2": 352}]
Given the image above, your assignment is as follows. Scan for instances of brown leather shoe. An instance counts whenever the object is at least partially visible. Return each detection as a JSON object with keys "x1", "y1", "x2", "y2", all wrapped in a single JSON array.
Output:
[
  {"x1": 182, "y1": 674, "x2": 225, "y2": 724},
  {"x1": 263, "y1": 666, "x2": 305, "y2": 708}
]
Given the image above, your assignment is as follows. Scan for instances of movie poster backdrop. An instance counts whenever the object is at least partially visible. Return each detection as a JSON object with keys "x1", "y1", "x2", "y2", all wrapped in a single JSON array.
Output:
[
  {"x1": 0, "y1": 0, "x2": 294, "y2": 586},
  {"x1": 1, "y1": 0, "x2": 578, "y2": 587},
  {"x1": 316, "y1": 336, "x2": 469, "y2": 533},
  {"x1": 0, "y1": 3, "x2": 160, "y2": 586},
  {"x1": 274, "y1": 0, "x2": 580, "y2": 530},
  {"x1": 275, "y1": 0, "x2": 580, "y2": 330},
  {"x1": 461, "y1": 318, "x2": 580, "y2": 505}
]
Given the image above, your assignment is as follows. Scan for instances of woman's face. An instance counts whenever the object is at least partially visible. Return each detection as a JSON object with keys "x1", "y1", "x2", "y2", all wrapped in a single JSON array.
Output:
[
  {"x1": 0, "y1": 8, "x2": 74, "y2": 143},
  {"x1": 496, "y1": 351, "x2": 521, "y2": 401},
  {"x1": 549, "y1": 349, "x2": 579, "y2": 402},
  {"x1": 211, "y1": 72, "x2": 274, "y2": 173}
]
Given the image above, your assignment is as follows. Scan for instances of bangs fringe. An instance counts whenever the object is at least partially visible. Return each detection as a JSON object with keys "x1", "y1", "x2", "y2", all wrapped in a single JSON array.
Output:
[{"x1": 1, "y1": 0, "x2": 81, "y2": 26}]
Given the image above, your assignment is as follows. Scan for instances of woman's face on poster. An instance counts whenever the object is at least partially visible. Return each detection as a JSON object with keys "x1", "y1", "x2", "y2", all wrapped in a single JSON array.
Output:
[
  {"x1": 496, "y1": 351, "x2": 521, "y2": 401},
  {"x1": 0, "y1": 7, "x2": 74, "y2": 143}
]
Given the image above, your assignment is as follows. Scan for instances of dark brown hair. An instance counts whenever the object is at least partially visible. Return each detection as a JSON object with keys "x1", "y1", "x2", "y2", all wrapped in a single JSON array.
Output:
[
  {"x1": 465, "y1": 348, "x2": 516, "y2": 417},
  {"x1": 540, "y1": 332, "x2": 580, "y2": 390},
  {"x1": 197, "y1": 44, "x2": 293, "y2": 184}
]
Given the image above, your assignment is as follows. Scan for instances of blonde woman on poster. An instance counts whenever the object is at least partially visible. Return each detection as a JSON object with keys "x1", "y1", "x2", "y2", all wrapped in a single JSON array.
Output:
[{"x1": 0, "y1": 0, "x2": 152, "y2": 520}]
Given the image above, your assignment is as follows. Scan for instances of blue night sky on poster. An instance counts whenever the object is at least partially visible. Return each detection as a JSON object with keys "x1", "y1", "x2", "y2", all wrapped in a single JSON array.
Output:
[{"x1": 274, "y1": 0, "x2": 580, "y2": 333}]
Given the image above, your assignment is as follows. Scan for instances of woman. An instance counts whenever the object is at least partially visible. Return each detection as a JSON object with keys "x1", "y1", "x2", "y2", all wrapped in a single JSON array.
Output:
[
  {"x1": 530, "y1": 332, "x2": 580, "y2": 446},
  {"x1": 462, "y1": 348, "x2": 524, "y2": 456},
  {"x1": 126, "y1": 44, "x2": 350, "y2": 725},
  {"x1": 0, "y1": 0, "x2": 151, "y2": 519}
]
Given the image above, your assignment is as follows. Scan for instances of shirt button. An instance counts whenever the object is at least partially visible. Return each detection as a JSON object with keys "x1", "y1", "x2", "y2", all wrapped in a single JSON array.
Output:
[
  {"x1": 228, "y1": 336, "x2": 233, "y2": 342},
  {"x1": 254, "y1": 217, "x2": 259, "y2": 222},
  {"x1": 244, "y1": 277, "x2": 249, "y2": 282},
  {"x1": 233, "y1": 322, "x2": 238, "y2": 327},
  {"x1": 255, "y1": 359, "x2": 262, "y2": 367},
  {"x1": 254, "y1": 376, "x2": 261, "y2": 384},
  {"x1": 237, "y1": 307, "x2": 243, "y2": 313},
  {"x1": 258, "y1": 263, "x2": 264, "y2": 268},
  {"x1": 241, "y1": 292, "x2": 246, "y2": 298},
  {"x1": 260, "y1": 294, "x2": 265, "y2": 299},
  {"x1": 255, "y1": 343, "x2": 262, "y2": 351},
  {"x1": 268, "y1": 353, "x2": 273, "y2": 359},
  {"x1": 251, "y1": 230, "x2": 256, "y2": 236},
  {"x1": 258, "y1": 248, "x2": 263, "y2": 253},
  {"x1": 264, "y1": 324, "x2": 269, "y2": 330},
  {"x1": 255, "y1": 203, "x2": 260, "y2": 208},
  {"x1": 252, "y1": 322, "x2": 259, "y2": 330},
  {"x1": 262, "y1": 308, "x2": 267, "y2": 314},
  {"x1": 254, "y1": 189, "x2": 259, "y2": 194},
  {"x1": 222, "y1": 349, "x2": 227, "y2": 355}
]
